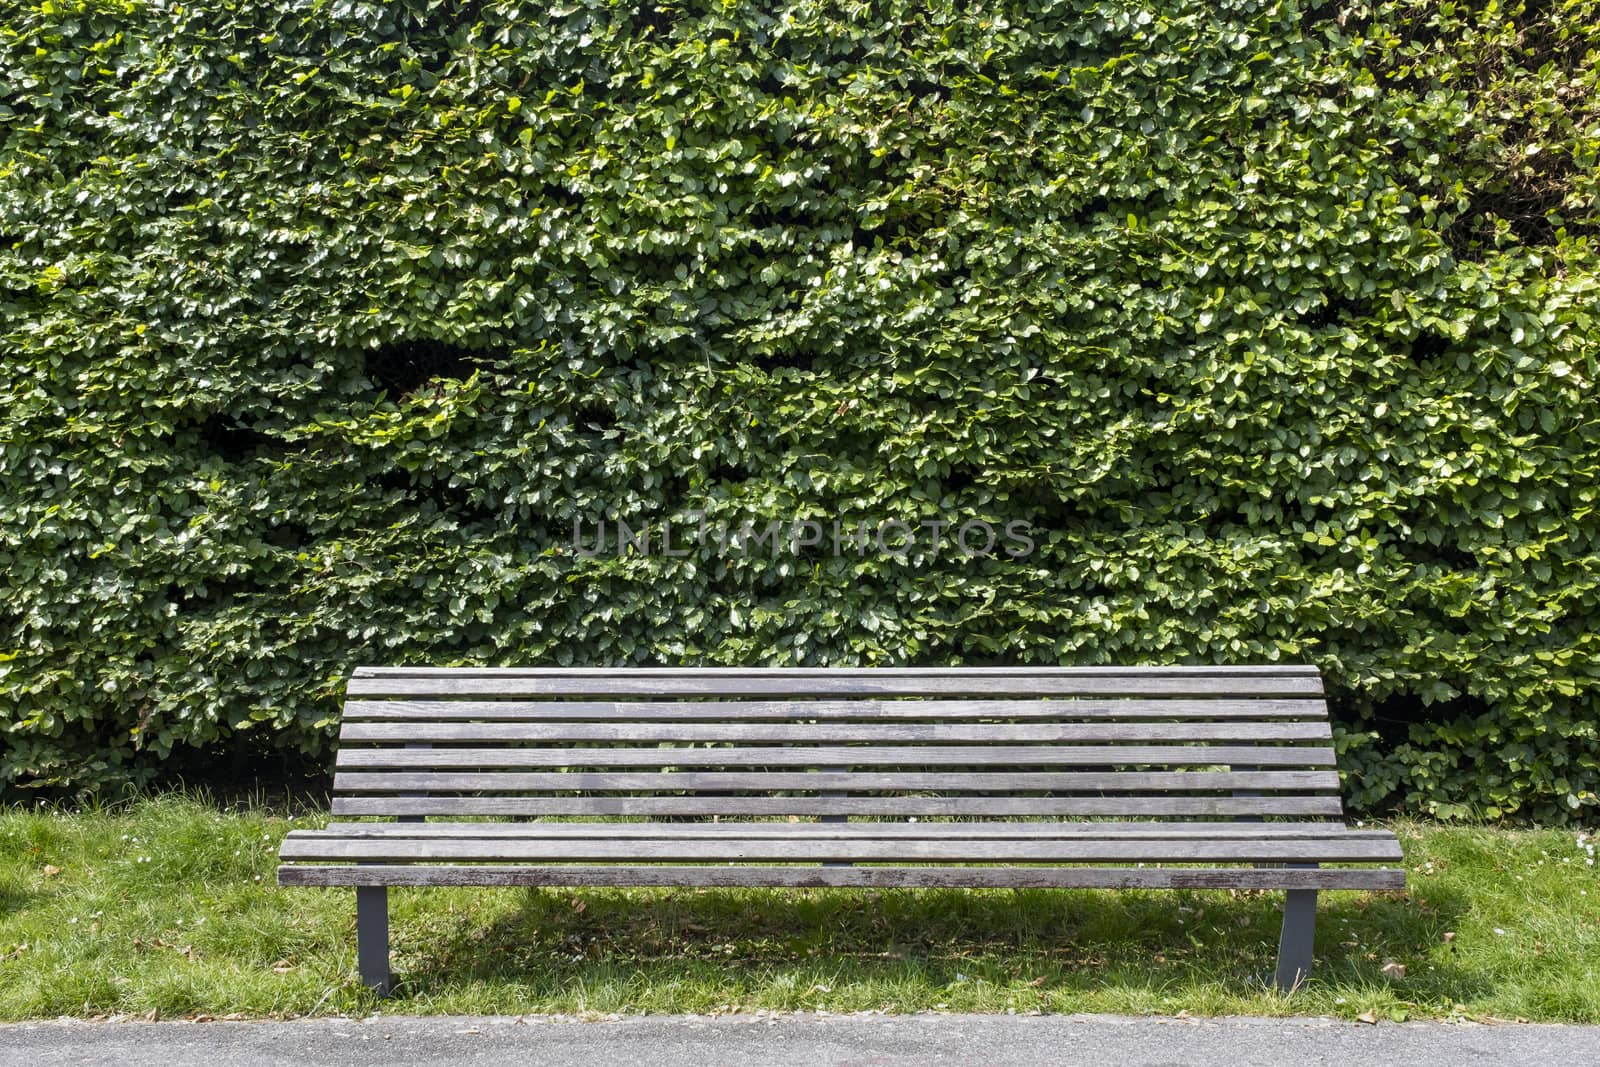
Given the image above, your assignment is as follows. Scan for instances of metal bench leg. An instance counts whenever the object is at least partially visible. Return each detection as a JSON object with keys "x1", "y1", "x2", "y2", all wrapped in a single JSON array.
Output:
[
  {"x1": 1275, "y1": 865, "x2": 1318, "y2": 993},
  {"x1": 356, "y1": 886, "x2": 392, "y2": 996}
]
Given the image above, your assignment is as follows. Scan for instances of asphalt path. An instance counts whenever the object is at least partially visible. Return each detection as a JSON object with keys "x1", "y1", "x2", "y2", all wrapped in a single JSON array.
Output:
[{"x1": 2, "y1": 1012, "x2": 1592, "y2": 1066}]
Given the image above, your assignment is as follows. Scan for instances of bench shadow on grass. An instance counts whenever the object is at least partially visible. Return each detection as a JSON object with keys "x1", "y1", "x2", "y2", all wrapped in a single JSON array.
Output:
[
  {"x1": 0, "y1": 878, "x2": 38, "y2": 921},
  {"x1": 396, "y1": 882, "x2": 1483, "y2": 1007}
]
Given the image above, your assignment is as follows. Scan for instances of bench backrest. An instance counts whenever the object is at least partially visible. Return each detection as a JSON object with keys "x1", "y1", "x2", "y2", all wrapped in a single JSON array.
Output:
[{"x1": 331, "y1": 666, "x2": 1343, "y2": 821}]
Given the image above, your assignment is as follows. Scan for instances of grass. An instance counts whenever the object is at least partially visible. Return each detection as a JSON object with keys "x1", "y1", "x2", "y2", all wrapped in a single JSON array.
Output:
[{"x1": 1, "y1": 793, "x2": 1597, "y2": 1022}]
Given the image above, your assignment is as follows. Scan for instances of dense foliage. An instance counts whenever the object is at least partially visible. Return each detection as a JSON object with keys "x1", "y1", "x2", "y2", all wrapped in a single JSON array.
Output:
[{"x1": 2, "y1": 0, "x2": 1597, "y2": 819}]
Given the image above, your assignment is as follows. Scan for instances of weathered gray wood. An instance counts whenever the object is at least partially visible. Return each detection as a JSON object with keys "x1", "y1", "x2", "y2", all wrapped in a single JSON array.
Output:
[
  {"x1": 336, "y1": 722, "x2": 1334, "y2": 745},
  {"x1": 278, "y1": 837, "x2": 1403, "y2": 863},
  {"x1": 351, "y1": 666, "x2": 1324, "y2": 678},
  {"x1": 325, "y1": 769, "x2": 1341, "y2": 792},
  {"x1": 311, "y1": 820, "x2": 1390, "y2": 840},
  {"x1": 330, "y1": 795, "x2": 1349, "y2": 817},
  {"x1": 339, "y1": 699, "x2": 1332, "y2": 722},
  {"x1": 328, "y1": 745, "x2": 1335, "y2": 777},
  {"x1": 345, "y1": 674, "x2": 1325, "y2": 698},
  {"x1": 280, "y1": 864, "x2": 1404, "y2": 891}
]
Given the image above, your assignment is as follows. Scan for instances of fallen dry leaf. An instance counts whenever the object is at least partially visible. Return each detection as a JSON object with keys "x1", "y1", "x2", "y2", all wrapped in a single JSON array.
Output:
[
  {"x1": 1442, "y1": 931, "x2": 1456, "y2": 943},
  {"x1": 1381, "y1": 960, "x2": 1407, "y2": 980},
  {"x1": 1356, "y1": 1009, "x2": 1378, "y2": 1025},
  {"x1": 42, "y1": 865, "x2": 61, "y2": 878}
]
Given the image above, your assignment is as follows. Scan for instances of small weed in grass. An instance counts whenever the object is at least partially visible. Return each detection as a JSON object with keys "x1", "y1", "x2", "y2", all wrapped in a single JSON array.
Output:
[{"x1": 1, "y1": 795, "x2": 1597, "y2": 1021}]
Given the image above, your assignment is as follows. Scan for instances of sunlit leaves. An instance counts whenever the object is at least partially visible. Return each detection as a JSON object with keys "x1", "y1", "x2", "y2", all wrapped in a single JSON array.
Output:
[{"x1": 0, "y1": 0, "x2": 1597, "y2": 819}]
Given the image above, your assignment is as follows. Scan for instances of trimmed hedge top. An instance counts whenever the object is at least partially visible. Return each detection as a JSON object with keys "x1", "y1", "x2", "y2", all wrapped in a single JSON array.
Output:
[{"x1": 2, "y1": 0, "x2": 1598, "y2": 819}]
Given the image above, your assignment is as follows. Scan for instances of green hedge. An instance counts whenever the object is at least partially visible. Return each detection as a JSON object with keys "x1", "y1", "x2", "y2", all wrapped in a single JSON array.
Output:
[{"x1": 2, "y1": 0, "x2": 1598, "y2": 819}]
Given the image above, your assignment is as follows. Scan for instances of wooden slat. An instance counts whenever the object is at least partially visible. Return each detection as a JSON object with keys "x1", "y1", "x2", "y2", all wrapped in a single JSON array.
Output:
[
  {"x1": 329, "y1": 795, "x2": 1348, "y2": 817},
  {"x1": 339, "y1": 699, "x2": 1331, "y2": 722},
  {"x1": 336, "y1": 722, "x2": 1333, "y2": 745},
  {"x1": 308, "y1": 821, "x2": 1397, "y2": 840},
  {"x1": 352, "y1": 666, "x2": 1322, "y2": 678},
  {"x1": 326, "y1": 769, "x2": 1339, "y2": 792},
  {"x1": 328, "y1": 745, "x2": 1334, "y2": 777},
  {"x1": 278, "y1": 837, "x2": 1402, "y2": 863},
  {"x1": 345, "y1": 674, "x2": 1324, "y2": 698},
  {"x1": 279, "y1": 863, "x2": 1404, "y2": 890}
]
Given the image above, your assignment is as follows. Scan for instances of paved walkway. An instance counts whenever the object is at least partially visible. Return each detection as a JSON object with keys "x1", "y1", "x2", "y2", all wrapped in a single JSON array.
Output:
[{"x1": 3, "y1": 1013, "x2": 1593, "y2": 1066}]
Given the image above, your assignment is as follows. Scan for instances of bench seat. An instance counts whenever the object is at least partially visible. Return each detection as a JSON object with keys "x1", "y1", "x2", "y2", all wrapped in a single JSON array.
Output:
[
  {"x1": 278, "y1": 665, "x2": 1404, "y2": 995},
  {"x1": 282, "y1": 821, "x2": 1403, "y2": 889}
]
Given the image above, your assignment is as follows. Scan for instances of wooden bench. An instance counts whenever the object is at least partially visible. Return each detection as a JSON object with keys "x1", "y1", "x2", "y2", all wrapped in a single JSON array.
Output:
[{"x1": 278, "y1": 665, "x2": 1404, "y2": 995}]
